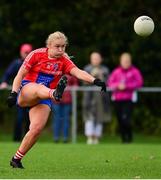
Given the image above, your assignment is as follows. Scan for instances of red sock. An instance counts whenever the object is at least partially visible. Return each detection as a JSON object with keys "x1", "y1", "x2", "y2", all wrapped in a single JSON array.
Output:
[
  {"x1": 49, "y1": 89, "x2": 55, "y2": 99},
  {"x1": 14, "y1": 150, "x2": 25, "y2": 160}
]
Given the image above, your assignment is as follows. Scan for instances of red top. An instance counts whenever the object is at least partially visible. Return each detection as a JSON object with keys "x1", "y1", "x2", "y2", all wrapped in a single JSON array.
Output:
[{"x1": 22, "y1": 48, "x2": 76, "y2": 89}]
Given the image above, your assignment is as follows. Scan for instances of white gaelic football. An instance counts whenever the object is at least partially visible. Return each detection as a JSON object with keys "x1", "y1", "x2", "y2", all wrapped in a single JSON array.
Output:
[{"x1": 134, "y1": 16, "x2": 154, "y2": 37}]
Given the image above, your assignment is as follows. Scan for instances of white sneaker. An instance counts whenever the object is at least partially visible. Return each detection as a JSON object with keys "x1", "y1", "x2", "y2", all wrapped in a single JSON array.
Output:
[
  {"x1": 87, "y1": 138, "x2": 93, "y2": 145},
  {"x1": 93, "y1": 138, "x2": 99, "y2": 144}
]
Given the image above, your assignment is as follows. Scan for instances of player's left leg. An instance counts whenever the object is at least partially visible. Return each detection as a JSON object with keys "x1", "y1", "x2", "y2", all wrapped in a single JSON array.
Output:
[{"x1": 10, "y1": 104, "x2": 51, "y2": 168}]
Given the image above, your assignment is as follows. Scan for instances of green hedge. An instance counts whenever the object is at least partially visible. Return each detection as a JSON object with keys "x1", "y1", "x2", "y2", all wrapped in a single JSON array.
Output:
[
  {"x1": 0, "y1": 0, "x2": 161, "y2": 135},
  {"x1": 1, "y1": 90, "x2": 161, "y2": 136}
]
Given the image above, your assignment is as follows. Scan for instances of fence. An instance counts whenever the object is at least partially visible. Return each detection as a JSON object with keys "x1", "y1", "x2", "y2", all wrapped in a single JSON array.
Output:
[
  {"x1": 1, "y1": 86, "x2": 161, "y2": 142},
  {"x1": 70, "y1": 86, "x2": 161, "y2": 143}
]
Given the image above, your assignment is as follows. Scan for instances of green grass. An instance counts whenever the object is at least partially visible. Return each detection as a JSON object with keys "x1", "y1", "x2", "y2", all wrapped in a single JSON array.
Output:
[{"x1": 1, "y1": 140, "x2": 161, "y2": 179}]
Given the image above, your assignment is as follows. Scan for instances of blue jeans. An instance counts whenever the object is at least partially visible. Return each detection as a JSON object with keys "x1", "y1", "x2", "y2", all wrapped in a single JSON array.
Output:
[{"x1": 52, "y1": 104, "x2": 71, "y2": 141}]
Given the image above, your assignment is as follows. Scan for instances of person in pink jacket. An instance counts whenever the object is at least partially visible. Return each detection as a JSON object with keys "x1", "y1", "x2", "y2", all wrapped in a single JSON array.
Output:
[{"x1": 107, "y1": 52, "x2": 143, "y2": 143}]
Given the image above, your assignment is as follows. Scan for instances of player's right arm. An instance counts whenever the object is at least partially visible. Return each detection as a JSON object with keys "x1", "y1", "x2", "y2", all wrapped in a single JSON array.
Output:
[
  {"x1": 12, "y1": 50, "x2": 37, "y2": 92},
  {"x1": 7, "y1": 50, "x2": 36, "y2": 107},
  {"x1": 12, "y1": 66, "x2": 29, "y2": 93},
  {"x1": 6, "y1": 66, "x2": 28, "y2": 107}
]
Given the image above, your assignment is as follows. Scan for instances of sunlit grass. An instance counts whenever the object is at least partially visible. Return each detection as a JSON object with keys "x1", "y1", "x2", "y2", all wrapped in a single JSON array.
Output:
[{"x1": 0, "y1": 138, "x2": 161, "y2": 178}]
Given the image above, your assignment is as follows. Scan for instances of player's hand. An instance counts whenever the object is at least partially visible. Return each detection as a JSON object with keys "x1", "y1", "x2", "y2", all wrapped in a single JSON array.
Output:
[
  {"x1": 7, "y1": 91, "x2": 18, "y2": 107},
  {"x1": 93, "y1": 78, "x2": 106, "y2": 92}
]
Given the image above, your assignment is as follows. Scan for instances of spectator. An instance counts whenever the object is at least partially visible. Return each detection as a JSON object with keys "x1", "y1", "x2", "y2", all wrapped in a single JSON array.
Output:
[
  {"x1": 0, "y1": 43, "x2": 33, "y2": 141},
  {"x1": 83, "y1": 52, "x2": 111, "y2": 144},
  {"x1": 107, "y1": 52, "x2": 143, "y2": 143},
  {"x1": 52, "y1": 74, "x2": 79, "y2": 143}
]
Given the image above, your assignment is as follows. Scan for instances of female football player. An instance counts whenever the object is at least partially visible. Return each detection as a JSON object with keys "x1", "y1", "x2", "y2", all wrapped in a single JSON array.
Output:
[{"x1": 7, "y1": 31, "x2": 106, "y2": 168}]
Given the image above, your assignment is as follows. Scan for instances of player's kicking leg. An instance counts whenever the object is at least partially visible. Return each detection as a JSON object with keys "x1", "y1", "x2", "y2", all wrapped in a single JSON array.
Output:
[{"x1": 52, "y1": 75, "x2": 68, "y2": 101}]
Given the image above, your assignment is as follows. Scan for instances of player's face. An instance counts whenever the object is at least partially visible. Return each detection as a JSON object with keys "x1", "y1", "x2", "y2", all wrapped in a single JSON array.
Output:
[{"x1": 48, "y1": 38, "x2": 66, "y2": 58}]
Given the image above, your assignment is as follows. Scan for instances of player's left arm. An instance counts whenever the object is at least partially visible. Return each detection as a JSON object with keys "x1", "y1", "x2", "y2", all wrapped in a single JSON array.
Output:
[
  {"x1": 70, "y1": 67, "x2": 106, "y2": 92},
  {"x1": 70, "y1": 67, "x2": 95, "y2": 83}
]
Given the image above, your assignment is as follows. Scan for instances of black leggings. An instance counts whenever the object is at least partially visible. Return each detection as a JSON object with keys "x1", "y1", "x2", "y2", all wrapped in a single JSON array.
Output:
[{"x1": 114, "y1": 101, "x2": 133, "y2": 143}]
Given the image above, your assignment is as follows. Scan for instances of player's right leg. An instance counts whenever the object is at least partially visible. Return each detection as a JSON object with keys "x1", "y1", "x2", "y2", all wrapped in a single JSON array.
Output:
[
  {"x1": 18, "y1": 82, "x2": 52, "y2": 107},
  {"x1": 18, "y1": 76, "x2": 67, "y2": 107},
  {"x1": 53, "y1": 75, "x2": 67, "y2": 101}
]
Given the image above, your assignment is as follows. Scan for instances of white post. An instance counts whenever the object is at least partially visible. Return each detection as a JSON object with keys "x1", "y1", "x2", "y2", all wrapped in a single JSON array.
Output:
[{"x1": 71, "y1": 87, "x2": 77, "y2": 143}]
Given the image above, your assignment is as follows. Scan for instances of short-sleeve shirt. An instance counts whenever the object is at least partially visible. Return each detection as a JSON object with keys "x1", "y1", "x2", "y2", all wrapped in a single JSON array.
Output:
[{"x1": 22, "y1": 48, "x2": 76, "y2": 89}]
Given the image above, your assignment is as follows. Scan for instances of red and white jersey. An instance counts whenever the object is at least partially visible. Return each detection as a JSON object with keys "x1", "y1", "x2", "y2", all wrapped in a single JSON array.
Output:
[{"x1": 22, "y1": 48, "x2": 76, "y2": 89}]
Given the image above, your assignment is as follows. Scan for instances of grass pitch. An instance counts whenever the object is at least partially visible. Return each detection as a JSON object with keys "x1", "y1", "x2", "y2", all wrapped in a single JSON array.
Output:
[{"x1": 0, "y1": 140, "x2": 161, "y2": 179}]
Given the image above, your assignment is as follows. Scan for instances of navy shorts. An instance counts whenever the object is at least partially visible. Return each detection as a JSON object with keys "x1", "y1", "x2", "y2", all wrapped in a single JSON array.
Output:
[{"x1": 17, "y1": 80, "x2": 53, "y2": 109}]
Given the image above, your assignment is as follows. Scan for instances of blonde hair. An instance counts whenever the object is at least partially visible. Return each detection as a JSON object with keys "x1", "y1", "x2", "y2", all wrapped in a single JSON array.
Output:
[{"x1": 46, "y1": 31, "x2": 68, "y2": 47}]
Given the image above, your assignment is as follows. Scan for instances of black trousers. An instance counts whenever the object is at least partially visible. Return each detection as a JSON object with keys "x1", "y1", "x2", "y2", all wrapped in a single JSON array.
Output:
[
  {"x1": 13, "y1": 107, "x2": 30, "y2": 141},
  {"x1": 114, "y1": 100, "x2": 133, "y2": 143}
]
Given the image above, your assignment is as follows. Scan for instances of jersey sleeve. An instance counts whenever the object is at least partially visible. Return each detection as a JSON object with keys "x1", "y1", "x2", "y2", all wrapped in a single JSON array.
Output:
[
  {"x1": 63, "y1": 57, "x2": 76, "y2": 74},
  {"x1": 22, "y1": 51, "x2": 37, "y2": 71}
]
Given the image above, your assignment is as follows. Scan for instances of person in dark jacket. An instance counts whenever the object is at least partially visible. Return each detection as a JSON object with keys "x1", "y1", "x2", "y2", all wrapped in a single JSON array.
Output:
[{"x1": 0, "y1": 43, "x2": 33, "y2": 141}]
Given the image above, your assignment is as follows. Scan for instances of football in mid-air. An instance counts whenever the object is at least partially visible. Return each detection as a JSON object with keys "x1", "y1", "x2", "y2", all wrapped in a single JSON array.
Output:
[{"x1": 134, "y1": 16, "x2": 154, "y2": 37}]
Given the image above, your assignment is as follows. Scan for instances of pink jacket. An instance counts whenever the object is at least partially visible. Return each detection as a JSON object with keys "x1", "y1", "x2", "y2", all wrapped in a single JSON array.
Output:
[{"x1": 107, "y1": 66, "x2": 143, "y2": 101}]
